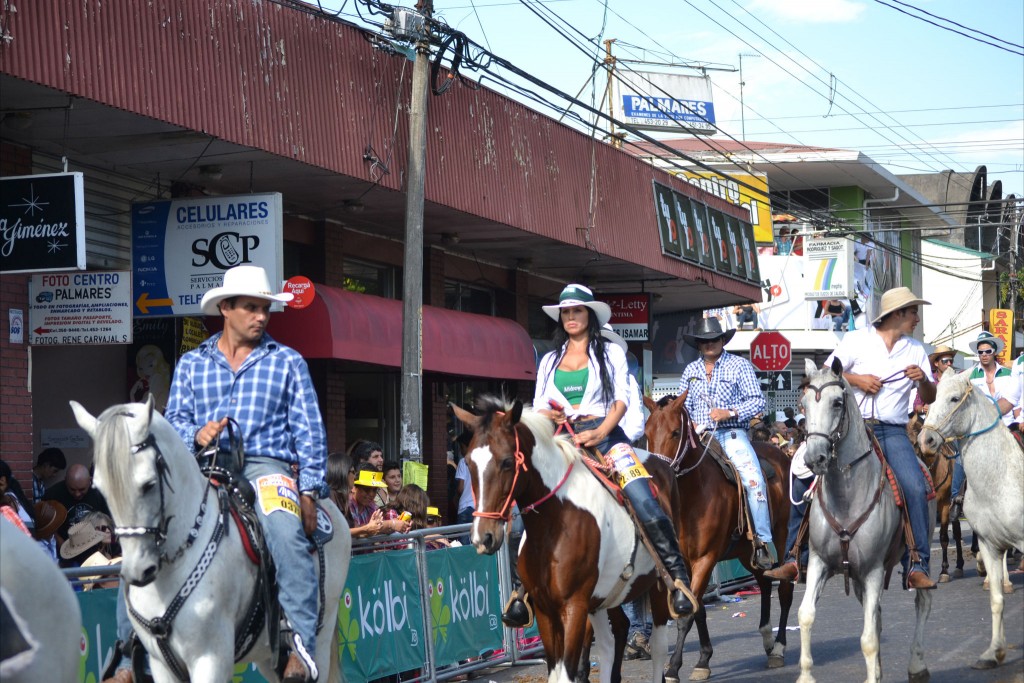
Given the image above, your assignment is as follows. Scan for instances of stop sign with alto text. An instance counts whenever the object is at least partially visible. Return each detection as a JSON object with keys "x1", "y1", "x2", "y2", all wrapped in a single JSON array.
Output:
[{"x1": 749, "y1": 331, "x2": 791, "y2": 372}]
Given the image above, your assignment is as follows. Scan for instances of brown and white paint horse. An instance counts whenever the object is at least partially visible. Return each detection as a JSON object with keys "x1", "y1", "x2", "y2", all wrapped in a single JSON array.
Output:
[{"x1": 453, "y1": 396, "x2": 680, "y2": 683}]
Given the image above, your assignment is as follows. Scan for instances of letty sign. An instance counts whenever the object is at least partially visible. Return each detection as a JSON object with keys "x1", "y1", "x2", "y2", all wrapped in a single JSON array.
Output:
[
  {"x1": 600, "y1": 293, "x2": 651, "y2": 342},
  {"x1": 0, "y1": 173, "x2": 87, "y2": 274}
]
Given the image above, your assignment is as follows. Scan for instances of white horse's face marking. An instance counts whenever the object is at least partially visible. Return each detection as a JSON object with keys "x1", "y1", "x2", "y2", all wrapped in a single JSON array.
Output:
[
  {"x1": 469, "y1": 444, "x2": 506, "y2": 553},
  {"x1": 921, "y1": 373, "x2": 973, "y2": 446}
]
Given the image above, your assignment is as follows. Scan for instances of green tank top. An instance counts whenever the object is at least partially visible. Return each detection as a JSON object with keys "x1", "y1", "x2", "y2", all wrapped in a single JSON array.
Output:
[{"x1": 555, "y1": 367, "x2": 588, "y2": 406}]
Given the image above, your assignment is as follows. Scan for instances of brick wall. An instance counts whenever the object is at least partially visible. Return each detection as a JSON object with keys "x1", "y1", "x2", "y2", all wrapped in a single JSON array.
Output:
[{"x1": 1, "y1": 275, "x2": 33, "y2": 481}]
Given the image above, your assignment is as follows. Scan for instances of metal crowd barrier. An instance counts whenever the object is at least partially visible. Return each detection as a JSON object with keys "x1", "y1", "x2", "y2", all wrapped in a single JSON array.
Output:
[{"x1": 62, "y1": 523, "x2": 754, "y2": 682}]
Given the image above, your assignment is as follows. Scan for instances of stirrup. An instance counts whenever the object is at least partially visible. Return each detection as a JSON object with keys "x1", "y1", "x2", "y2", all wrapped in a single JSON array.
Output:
[
  {"x1": 668, "y1": 579, "x2": 699, "y2": 620},
  {"x1": 501, "y1": 589, "x2": 534, "y2": 629}
]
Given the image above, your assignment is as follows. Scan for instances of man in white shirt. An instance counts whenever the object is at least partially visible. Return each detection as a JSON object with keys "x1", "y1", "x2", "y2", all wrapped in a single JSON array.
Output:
[
  {"x1": 826, "y1": 287, "x2": 937, "y2": 590},
  {"x1": 966, "y1": 331, "x2": 1020, "y2": 427}
]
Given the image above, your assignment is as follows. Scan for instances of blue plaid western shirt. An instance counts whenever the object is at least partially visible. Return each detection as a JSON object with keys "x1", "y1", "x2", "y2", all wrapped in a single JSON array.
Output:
[
  {"x1": 680, "y1": 350, "x2": 765, "y2": 430},
  {"x1": 165, "y1": 332, "x2": 328, "y2": 496}
]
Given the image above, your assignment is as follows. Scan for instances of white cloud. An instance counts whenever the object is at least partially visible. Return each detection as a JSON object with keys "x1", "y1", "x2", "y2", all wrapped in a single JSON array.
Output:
[{"x1": 748, "y1": 0, "x2": 866, "y2": 23}]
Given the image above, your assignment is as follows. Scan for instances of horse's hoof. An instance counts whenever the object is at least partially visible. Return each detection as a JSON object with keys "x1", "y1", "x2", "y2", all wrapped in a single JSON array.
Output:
[
  {"x1": 688, "y1": 668, "x2": 711, "y2": 681},
  {"x1": 952, "y1": 568, "x2": 964, "y2": 578},
  {"x1": 938, "y1": 573, "x2": 950, "y2": 584},
  {"x1": 971, "y1": 658, "x2": 999, "y2": 670},
  {"x1": 767, "y1": 654, "x2": 785, "y2": 669},
  {"x1": 908, "y1": 668, "x2": 930, "y2": 683},
  {"x1": 1003, "y1": 583, "x2": 1015, "y2": 594},
  {"x1": 664, "y1": 677, "x2": 680, "y2": 683}
]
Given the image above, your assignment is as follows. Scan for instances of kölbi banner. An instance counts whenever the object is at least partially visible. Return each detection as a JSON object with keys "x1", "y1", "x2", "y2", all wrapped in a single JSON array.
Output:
[{"x1": 131, "y1": 193, "x2": 284, "y2": 317}]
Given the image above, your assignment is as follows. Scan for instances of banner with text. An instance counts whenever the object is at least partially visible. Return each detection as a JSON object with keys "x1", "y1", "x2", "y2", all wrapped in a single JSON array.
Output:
[
  {"x1": 426, "y1": 544, "x2": 503, "y2": 666},
  {"x1": 803, "y1": 234, "x2": 853, "y2": 299},
  {"x1": 989, "y1": 308, "x2": 1014, "y2": 365},
  {"x1": 600, "y1": 293, "x2": 651, "y2": 342},
  {"x1": 1, "y1": 172, "x2": 86, "y2": 274},
  {"x1": 611, "y1": 71, "x2": 716, "y2": 135},
  {"x1": 131, "y1": 193, "x2": 283, "y2": 317},
  {"x1": 28, "y1": 271, "x2": 132, "y2": 346},
  {"x1": 678, "y1": 171, "x2": 772, "y2": 244}
]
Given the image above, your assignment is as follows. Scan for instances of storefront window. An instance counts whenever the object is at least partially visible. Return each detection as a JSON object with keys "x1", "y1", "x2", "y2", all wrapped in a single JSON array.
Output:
[
  {"x1": 444, "y1": 280, "x2": 495, "y2": 315},
  {"x1": 343, "y1": 259, "x2": 399, "y2": 298}
]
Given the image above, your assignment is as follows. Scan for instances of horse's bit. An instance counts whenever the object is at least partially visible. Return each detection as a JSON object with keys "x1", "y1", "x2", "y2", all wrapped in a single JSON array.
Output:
[{"x1": 803, "y1": 379, "x2": 851, "y2": 461}]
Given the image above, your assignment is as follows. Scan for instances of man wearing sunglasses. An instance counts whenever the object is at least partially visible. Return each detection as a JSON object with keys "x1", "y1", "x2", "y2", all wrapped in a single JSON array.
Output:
[{"x1": 967, "y1": 331, "x2": 1019, "y2": 428}]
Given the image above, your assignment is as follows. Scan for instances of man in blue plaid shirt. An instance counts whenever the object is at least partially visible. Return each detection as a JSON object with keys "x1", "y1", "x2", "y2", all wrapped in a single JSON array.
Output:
[
  {"x1": 680, "y1": 317, "x2": 774, "y2": 570},
  {"x1": 165, "y1": 265, "x2": 327, "y2": 683}
]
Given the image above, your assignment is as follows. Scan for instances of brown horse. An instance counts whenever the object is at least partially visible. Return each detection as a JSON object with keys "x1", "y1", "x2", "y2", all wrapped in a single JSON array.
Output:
[
  {"x1": 453, "y1": 396, "x2": 681, "y2": 683},
  {"x1": 644, "y1": 394, "x2": 794, "y2": 682},
  {"x1": 907, "y1": 412, "x2": 967, "y2": 581}
]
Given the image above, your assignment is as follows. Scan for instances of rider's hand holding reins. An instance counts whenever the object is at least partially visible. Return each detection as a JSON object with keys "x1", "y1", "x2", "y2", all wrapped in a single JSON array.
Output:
[
  {"x1": 195, "y1": 417, "x2": 230, "y2": 448},
  {"x1": 845, "y1": 373, "x2": 883, "y2": 395}
]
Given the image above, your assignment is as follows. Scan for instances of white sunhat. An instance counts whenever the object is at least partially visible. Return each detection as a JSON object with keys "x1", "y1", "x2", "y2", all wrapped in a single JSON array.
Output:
[
  {"x1": 968, "y1": 331, "x2": 1005, "y2": 356},
  {"x1": 541, "y1": 284, "x2": 612, "y2": 327},
  {"x1": 871, "y1": 286, "x2": 930, "y2": 323},
  {"x1": 200, "y1": 265, "x2": 294, "y2": 315},
  {"x1": 600, "y1": 323, "x2": 627, "y2": 351}
]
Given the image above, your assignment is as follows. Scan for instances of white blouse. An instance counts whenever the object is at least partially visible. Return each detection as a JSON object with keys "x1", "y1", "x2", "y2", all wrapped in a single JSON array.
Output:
[{"x1": 534, "y1": 341, "x2": 630, "y2": 419}]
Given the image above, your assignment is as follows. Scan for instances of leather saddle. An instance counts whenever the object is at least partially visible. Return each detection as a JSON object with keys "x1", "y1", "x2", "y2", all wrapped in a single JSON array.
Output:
[{"x1": 696, "y1": 428, "x2": 778, "y2": 484}]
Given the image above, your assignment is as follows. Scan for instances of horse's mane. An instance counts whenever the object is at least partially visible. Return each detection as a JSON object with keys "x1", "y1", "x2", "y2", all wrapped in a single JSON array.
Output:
[
  {"x1": 93, "y1": 405, "x2": 138, "y2": 508},
  {"x1": 473, "y1": 395, "x2": 582, "y2": 468}
]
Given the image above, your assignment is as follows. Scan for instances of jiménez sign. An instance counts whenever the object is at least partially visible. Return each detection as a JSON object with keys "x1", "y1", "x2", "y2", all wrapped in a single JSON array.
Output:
[{"x1": 0, "y1": 173, "x2": 87, "y2": 274}]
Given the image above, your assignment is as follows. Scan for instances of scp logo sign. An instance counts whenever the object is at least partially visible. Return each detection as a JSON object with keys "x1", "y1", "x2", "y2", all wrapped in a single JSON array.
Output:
[{"x1": 191, "y1": 231, "x2": 260, "y2": 269}]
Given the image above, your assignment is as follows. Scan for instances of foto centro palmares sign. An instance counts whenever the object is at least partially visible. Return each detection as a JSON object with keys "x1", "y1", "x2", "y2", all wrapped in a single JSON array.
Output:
[
  {"x1": 610, "y1": 71, "x2": 716, "y2": 136},
  {"x1": 131, "y1": 193, "x2": 284, "y2": 317},
  {"x1": 677, "y1": 171, "x2": 773, "y2": 245},
  {"x1": 0, "y1": 173, "x2": 87, "y2": 274}
]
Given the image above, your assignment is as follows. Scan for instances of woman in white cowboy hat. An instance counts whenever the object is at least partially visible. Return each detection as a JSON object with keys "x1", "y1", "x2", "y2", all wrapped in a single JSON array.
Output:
[{"x1": 501, "y1": 284, "x2": 696, "y2": 627}]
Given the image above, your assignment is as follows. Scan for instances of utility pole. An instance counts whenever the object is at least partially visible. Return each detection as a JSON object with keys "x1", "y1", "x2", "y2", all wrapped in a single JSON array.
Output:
[
  {"x1": 604, "y1": 39, "x2": 621, "y2": 148},
  {"x1": 399, "y1": 0, "x2": 432, "y2": 462}
]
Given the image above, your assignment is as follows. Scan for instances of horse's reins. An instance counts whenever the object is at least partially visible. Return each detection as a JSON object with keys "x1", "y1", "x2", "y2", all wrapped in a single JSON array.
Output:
[{"x1": 118, "y1": 419, "x2": 231, "y2": 682}]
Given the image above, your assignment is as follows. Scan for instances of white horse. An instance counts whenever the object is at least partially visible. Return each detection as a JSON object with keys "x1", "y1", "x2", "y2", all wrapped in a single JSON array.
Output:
[
  {"x1": 797, "y1": 359, "x2": 934, "y2": 683},
  {"x1": 71, "y1": 397, "x2": 351, "y2": 683},
  {"x1": 918, "y1": 367, "x2": 1024, "y2": 670},
  {"x1": 0, "y1": 516, "x2": 83, "y2": 683}
]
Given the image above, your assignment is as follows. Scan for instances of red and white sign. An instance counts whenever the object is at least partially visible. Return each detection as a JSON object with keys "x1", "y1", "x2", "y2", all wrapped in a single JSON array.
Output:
[
  {"x1": 284, "y1": 276, "x2": 315, "y2": 310},
  {"x1": 600, "y1": 293, "x2": 650, "y2": 342},
  {"x1": 750, "y1": 331, "x2": 791, "y2": 372}
]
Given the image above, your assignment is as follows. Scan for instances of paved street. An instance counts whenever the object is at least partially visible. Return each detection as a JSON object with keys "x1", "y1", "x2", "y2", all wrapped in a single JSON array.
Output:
[{"x1": 478, "y1": 539, "x2": 1024, "y2": 683}]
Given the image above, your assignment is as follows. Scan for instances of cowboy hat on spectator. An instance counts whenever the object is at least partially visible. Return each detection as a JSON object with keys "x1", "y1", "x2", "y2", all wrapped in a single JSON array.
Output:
[
  {"x1": 200, "y1": 265, "x2": 294, "y2": 315},
  {"x1": 968, "y1": 331, "x2": 1005, "y2": 356},
  {"x1": 33, "y1": 500, "x2": 66, "y2": 540},
  {"x1": 541, "y1": 284, "x2": 612, "y2": 327},
  {"x1": 59, "y1": 513, "x2": 113, "y2": 559},
  {"x1": 927, "y1": 345, "x2": 957, "y2": 366}
]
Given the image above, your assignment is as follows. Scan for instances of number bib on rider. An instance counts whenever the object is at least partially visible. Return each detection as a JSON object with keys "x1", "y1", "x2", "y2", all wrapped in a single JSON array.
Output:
[
  {"x1": 255, "y1": 473, "x2": 301, "y2": 518},
  {"x1": 606, "y1": 443, "x2": 651, "y2": 488}
]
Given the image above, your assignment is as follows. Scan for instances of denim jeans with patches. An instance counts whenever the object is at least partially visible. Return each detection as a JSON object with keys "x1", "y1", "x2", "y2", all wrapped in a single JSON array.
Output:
[
  {"x1": 713, "y1": 428, "x2": 773, "y2": 542},
  {"x1": 245, "y1": 456, "x2": 319, "y2": 663}
]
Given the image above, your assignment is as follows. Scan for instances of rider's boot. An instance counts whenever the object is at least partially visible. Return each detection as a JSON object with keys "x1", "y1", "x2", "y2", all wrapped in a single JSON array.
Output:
[
  {"x1": 752, "y1": 538, "x2": 774, "y2": 571},
  {"x1": 643, "y1": 517, "x2": 699, "y2": 619},
  {"x1": 283, "y1": 652, "x2": 311, "y2": 683},
  {"x1": 501, "y1": 583, "x2": 534, "y2": 628},
  {"x1": 949, "y1": 494, "x2": 964, "y2": 521}
]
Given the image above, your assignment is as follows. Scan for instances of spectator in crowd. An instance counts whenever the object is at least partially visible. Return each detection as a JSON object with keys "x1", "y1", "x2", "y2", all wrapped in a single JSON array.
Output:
[
  {"x1": 967, "y1": 331, "x2": 1019, "y2": 427},
  {"x1": 352, "y1": 441, "x2": 385, "y2": 472},
  {"x1": 80, "y1": 550, "x2": 122, "y2": 591},
  {"x1": 348, "y1": 465, "x2": 410, "y2": 540},
  {"x1": 384, "y1": 484, "x2": 429, "y2": 531},
  {"x1": 854, "y1": 233, "x2": 874, "y2": 267},
  {"x1": 326, "y1": 451, "x2": 353, "y2": 518},
  {"x1": 44, "y1": 463, "x2": 111, "y2": 545},
  {"x1": 32, "y1": 447, "x2": 66, "y2": 503},
  {"x1": 454, "y1": 453, "x2": 476, "y2": 528},
  {"x1": 1, "y1": 460, "x2": 36, "y2": 535},
  {"x1": 783, "y1": 407, "x2": 798, "y2": 429},
  {"x1": 59, "y1": 511, "x2": 116, "y2": 570},
  {"x1": 381, "y1": 461, "x2": 403, "y2": 509},
  {"x1": 775, "y1": 227, "x2": 792, "y2": 255},
  {"x1": 732, "y1": 303, "x2": 760, "y2": 330}
]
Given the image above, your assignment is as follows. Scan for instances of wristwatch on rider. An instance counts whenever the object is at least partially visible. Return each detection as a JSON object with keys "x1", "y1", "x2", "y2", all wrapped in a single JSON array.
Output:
[
  {"x1": 300, "y1": 489, "x2": 319, "y2": 501},
  {"x1": 729, "y1": 408, "x2": 738, "y2": 418}
]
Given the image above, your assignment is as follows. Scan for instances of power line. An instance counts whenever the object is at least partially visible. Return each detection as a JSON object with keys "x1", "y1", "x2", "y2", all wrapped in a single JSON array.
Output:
[{"x1": 870, "y1": 0, "x2": 1024, "y2": 56}]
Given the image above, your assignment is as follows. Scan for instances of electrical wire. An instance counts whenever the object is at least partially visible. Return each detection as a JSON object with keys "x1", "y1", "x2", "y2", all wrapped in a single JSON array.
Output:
[{"x1": 870, "y1": 0, "x2": 1024, "y2": 56}]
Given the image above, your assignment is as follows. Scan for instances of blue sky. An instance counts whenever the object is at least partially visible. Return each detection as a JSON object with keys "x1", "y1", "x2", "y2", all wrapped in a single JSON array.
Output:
[{"x1": 329, "y1": 0, "x2": 1024, "y2": 199}]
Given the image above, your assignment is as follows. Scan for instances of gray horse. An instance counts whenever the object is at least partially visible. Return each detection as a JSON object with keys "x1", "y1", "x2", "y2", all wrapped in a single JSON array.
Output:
[{"x1": 797, "y1": 358, "x2": 934, "y2": 683}]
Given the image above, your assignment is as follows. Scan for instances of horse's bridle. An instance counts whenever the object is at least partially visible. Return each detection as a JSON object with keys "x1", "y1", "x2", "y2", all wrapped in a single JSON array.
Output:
[
  {"x1": 803, "y1": 379, "x2": 850, "y2": 461},
  {"x1": 116, "y1": 423, "x2": 209, "y2": 568},
  {"x1": 919, "y1": 381, "x2": 1001, "y2": 445}
]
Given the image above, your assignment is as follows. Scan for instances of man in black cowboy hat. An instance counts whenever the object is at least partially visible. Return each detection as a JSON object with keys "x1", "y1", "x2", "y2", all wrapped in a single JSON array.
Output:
[{"x1": 679, "y1": 317, "x2": 774, "y2": 570}]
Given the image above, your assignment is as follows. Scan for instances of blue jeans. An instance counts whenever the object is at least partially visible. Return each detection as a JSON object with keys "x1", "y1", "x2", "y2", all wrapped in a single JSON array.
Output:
[
  {"x1": 871, "y1": 423, "x2": 932, "y2": 573},
  {"x1": 950, "y1": 449, "x2": 966, "y2": 501},
  {"x1": 782, "y1": 475, "x2": 813, "y2": 566},
  {"x1": 623, "y1": 596, "x2": 651, "y2": 638},
  {"x1": 245, "y1": 457, "x2": 319, "y2": 663},
  {"x1": 713, "y1": 428, "x2": 773, "y2": 541}
]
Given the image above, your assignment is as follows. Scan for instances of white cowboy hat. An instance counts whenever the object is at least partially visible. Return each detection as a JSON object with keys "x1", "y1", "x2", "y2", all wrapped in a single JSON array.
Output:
[
  {"x1": 600, "y1": 323, "x2": 627, "y2": 351},
  {"x1": 871, "y1": 286, "x2": 930, "y2": 323},
  {"x1": 200, "y1": 265, "x2": 294, "y2": 315},
  {"x1": 541, "y1": 284, "x2": 612, "y2": 327},
  {"x1": 60, "y1": 516, "x2": 112, "y2": 559},
  {"x1": 968, "y1": 331, "x2": 1005, "y2": 356}
]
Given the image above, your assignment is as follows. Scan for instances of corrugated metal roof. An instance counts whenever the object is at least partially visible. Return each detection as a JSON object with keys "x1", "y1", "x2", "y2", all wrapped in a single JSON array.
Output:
[{"x1": 1, "y1": 0, "x2": 757, "y2": 297}]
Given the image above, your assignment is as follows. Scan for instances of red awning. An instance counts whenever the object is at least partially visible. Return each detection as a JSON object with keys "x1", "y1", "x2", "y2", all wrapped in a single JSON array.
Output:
[{"x1": 267, "y1": 284, "x2": 536, "y2": 381}]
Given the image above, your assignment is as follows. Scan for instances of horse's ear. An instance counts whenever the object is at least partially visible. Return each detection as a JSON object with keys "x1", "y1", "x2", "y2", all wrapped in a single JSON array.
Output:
[
  {"x1": 804, "y1": 358, "x2": 818, "y2": 376},
  {"x1": 830, "y1": 356, "x2": 844, "y2": 377},
  {"x1": 509, "y1": 400, "x2": 523, "y2": 426},
  {"x1": 451, "y1": 403, "x2": 482, "y2": 431},
  {"x1": 642, "y1": 395, "x2": 659, "y2": 414},
  {"x1": 671, "y1": 392, "x2": 687, "y2": 412},
  {"x1": 144, "y1": 393, "x2": 155, "y2": 421},
  {"x1": 69, "y1": 401, "x2": 98, "y2": 439}
]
